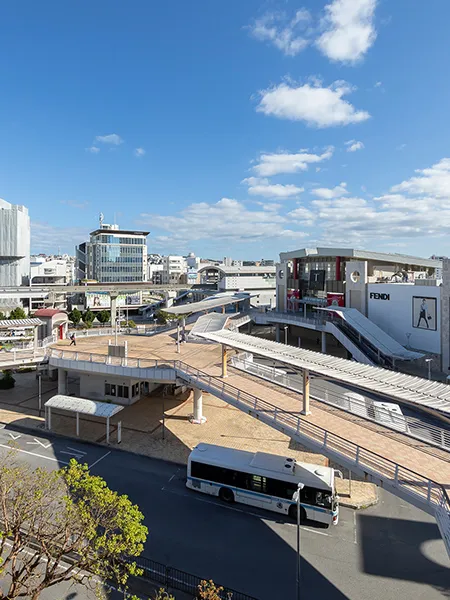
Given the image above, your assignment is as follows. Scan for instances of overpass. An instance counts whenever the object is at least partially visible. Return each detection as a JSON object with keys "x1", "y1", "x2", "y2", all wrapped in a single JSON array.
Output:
[{"x1": 43, "y1": 328, "x2": 450, "y2": 559}]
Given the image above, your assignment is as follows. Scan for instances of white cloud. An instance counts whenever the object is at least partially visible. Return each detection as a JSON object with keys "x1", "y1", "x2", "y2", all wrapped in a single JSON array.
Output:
[
  {"x1": 396, "y1": 143, "x2": 407, "y2": 151},
  {"x1": 391, "y1": 158, "x2": 450, "y2": 198},
  {"x1": 287, "y1": 206, "x2": 316, "y2": 225},
  {"x1": 95, "y1": 133, "x2": 123, "y2": 145},
  {"x1": 134, "y1": 147, "x2": 146, "y2": 157},
  {"x1": 242, "y1": 177, "x2": 304, "y2": 198},
  {"x1": 248, "y1": 9, "x2": 311, "y2": 56},
  {"x1": 86, "y1": 146, "x2": 100, "y2": 154},
  {"x1": 256, "y1": 79, "x2": 370, "y2": 127},
  {"x1": 311, "y1": 182, "x2": 348, "y2": 199},
  {"x1": 253, "y1": 146, "x2": 333, "y2": 177},
  {"x1": 31, "y1": 222, "x2": 90, "y2": 253},
  {"x1": 316, "y1": 0, "x2": 378, "y2": 64},
  {"x1": 139, "y1": 198, "x2": 308, "y2": 249},
  {"x1": 345, "y1": 139, "x2": 364, "y2": 152},
  {"x1": 374, "y1": 81, "x2": 382, "y2": 88}
]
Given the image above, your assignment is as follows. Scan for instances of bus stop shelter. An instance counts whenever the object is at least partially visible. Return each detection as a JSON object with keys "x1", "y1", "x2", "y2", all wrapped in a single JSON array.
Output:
[{"x1": 44, "y1": 395, "x2": 124, "y2": 443}]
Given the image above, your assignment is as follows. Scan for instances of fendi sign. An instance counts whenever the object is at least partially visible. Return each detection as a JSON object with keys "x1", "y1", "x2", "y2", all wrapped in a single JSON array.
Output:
[{"x1": 370, "y1": 292, "x2": 390, "y2": 300}]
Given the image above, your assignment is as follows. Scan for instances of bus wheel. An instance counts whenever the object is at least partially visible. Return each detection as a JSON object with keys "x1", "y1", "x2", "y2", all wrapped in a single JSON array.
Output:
[
  {"x1": 289, "y1": 505, "x2": 306, "y2": 522},
  {"x1": 219, "y1": 488, "x2": 234, "y2": 503}
]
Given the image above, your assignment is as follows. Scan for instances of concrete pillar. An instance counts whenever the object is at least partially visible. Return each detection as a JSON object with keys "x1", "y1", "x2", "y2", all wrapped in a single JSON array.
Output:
[
  {"x1": 302, "y1": 369, "x2": 311, "y2": 415},
  {"x1": 110, "y1": 295, "x2": 118, "y2": 327},
  {"x1": 321, "y1": 331, "x2": 327, "y2": 354},
  {"x1": 298, "y1": 337, "x2": 301, "y2": 348},
  {"x1": 76, "y1": 412, "x2": 80, "y2": 437},
  {"x1": 58, "y1": 368, "x2": 67, "y2": 395},
  {"x1": 222, "y1": 345, "x2": 228, "y2": 378},
  {"x1": 192, "y1": 387, "x2": 206, "y2": 424},
  {"x1": 276, "y1": 324, "x2": 281, "y2": 343},
  {"x1": 33, "y1": 326, "x2": 38, "y2": 351}
]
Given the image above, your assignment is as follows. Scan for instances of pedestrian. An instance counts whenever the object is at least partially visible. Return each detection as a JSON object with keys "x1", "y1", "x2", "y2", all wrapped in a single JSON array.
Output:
[{"x1": 69, "y1": 333, "x2": 76, "y2": 346}]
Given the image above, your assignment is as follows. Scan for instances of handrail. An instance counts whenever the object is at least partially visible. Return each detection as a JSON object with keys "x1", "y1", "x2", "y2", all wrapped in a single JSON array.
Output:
[
  {"x1": 230, "y1": 356, "x2": 450, "y2": 451},
  {"x1": 46, "y1": 348, "x2": 450, "y2": 555}
]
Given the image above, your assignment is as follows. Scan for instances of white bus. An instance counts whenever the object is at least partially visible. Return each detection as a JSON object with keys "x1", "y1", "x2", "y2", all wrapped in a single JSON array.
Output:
[{"x1": 187, "y1": 443, "x2": 340, "y2": 526}]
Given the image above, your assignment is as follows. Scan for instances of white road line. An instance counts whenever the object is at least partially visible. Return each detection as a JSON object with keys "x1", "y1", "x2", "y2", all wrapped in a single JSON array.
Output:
[
  {"x1": 26, "y1": 438, "x2": 51, "y2": 449},
  {"x1": 8, "y1": 433, "x2": 21, "y2": 440},
  {"x1": 301, "y1": 526, "x2": 330, "y2": 537},
  {"x1": 88, "y1": 451, "x2": 111, "y2": 469},
  {"x1": 66, "y1": 446, "x2": 87, "y2": 454},
  {"x1": 0, "y1": 443, "x2": 70, "y2": 465},
  {"x1": 353, "y1": 511, "x2": 358, "y2": 544},
  {"x1": 60, "y1": 451, "x2": 85, "y2": 460}
]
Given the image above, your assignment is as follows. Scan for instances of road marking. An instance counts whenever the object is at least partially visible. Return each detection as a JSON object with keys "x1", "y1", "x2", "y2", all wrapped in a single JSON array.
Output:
[
  {"x1": 8, "y1": 433, "x2": 21, "y2": 441},
  {"x1": 353, "y1": 511, "x2": 358, "y2": 544},
  {"x1": 66, "y1": 446, "x2": 87, "y2": 455},
  {"x1": 88, "y1": 451, "x2": 111, "y2": 469},
  {"x1": 26, "y1": 438, "x2": 51, "y2": 449},
  {"x1": 60, "y1": 450, "x2": 85, "y2": 461},
  {"x1": 0, "y1": 443, "x2": 69, "y2": 465}
]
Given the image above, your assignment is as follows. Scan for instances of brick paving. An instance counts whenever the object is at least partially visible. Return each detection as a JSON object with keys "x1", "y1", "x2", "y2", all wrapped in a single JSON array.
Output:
[{"x1": 52, "y1": 332, "x2": 450, "y2": 486}]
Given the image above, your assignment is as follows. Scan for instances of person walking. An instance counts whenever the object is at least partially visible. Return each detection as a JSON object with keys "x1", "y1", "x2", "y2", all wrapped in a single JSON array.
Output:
[{"x1": 69, "y1": 333, "x2": 76, "y2": 346}]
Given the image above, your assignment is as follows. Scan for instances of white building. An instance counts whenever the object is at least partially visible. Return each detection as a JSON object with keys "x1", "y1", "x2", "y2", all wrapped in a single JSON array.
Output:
[
  {"x1": 0, "y1": 199, "x2": 30, "y2": 288},
  {"x1": 198, "y1": 264, "x2": 276, "y2": 306},
  {"x1": 87, "y1": 223, "x2": 149, "y2": 283},
  {"x1": 29, "y1": 257, "x2": 70, "y2": 311},
  {"x1": 162, "y1": 255, "x2": 187, "y2": 285},
  {"x1": 148, "y1": 263, "x2": 164, "y2": 285}
]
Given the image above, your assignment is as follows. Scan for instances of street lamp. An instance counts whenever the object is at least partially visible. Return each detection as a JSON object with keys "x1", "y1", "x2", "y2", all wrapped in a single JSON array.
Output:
[
  {"x1": 293, "y1": 482, "x2": 305, "y2": 600},
  {"x1": 425, "y1": 357, "x2": 432, "y2": 380}
]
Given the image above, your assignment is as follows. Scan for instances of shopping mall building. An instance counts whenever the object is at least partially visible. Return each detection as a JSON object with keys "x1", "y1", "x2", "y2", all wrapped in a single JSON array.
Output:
[{"x1": 274, "y1": 247, "x2": 447, "y2": 371}]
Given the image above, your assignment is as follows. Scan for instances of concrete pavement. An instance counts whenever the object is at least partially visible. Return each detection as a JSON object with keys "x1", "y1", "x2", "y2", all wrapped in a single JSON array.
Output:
[{"x1": 0, "y1": 426, "x2": 448, "y2": 600}]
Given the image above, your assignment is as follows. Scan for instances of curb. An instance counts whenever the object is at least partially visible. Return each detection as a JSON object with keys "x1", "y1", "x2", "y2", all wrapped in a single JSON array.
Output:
[{"x1": 339, "y1": 486, "x2": 379, "y2": 510}]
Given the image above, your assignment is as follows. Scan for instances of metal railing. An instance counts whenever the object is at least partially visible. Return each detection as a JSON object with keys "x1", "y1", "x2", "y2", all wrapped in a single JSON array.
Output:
[
  {"x1": 230, "y1": 355, "x2": 450, "y2": 451},
  {"x1": 249, "y1": 310, "x2": 325, "y2": 329},
  {"x1": 45, "y1": 348, "x2": 450, "y2": 556},
  {"x1": 136, "y1": 556, "x2": 257, "y2": 600}
]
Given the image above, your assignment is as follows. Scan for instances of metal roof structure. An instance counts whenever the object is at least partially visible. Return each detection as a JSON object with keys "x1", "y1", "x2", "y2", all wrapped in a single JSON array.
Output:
[
  {"x1": 0, "y1": 318, "x2": 44, "y2": 328},
  {"x1": 318, "y1": 307, "x2": 423, "y2": 361},
  {"x1": 189, "y1": 313, "x2": 230, "y2": 337},
  {"x1": 279, "y1": 247, "x2": 442, "y2": 269},
  {"x1": 195, "y1": 329, "x2": 450, "y2": 416},
  {"x1": 45, "y1": 395, "x2": 124, "y2": 418},
  {"x1": 166, "y1": 292, "x2": 253, "y2": 316}
]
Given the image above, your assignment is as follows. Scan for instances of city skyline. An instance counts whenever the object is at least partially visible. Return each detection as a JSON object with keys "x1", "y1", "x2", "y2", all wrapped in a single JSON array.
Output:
[{"x1": 2, "y1": 1, "x2": 450, "y2": 259}]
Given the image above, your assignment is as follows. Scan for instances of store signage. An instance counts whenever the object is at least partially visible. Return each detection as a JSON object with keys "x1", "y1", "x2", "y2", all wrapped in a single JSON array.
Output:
[
  {"x1": 370, "y1": 292, "x2": 390, "y2": 300},
  {"x1": 309, "y1": 269, "x2": 326, "y2": 291}
]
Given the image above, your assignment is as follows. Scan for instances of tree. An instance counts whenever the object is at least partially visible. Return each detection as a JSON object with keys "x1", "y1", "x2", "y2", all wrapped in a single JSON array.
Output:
[
  {"x1": 0, "y1": 459, "x2": 148, "y2": 600},
  {"x1": 96, "y1": 310, "x2": 111, "y2": 325},
  {"x1": 9, "y1": 307, "x2": 26, "y2": 320},
  {"x1": 198, "y1": 580, "x2": 231, "y2": 599},
  {"x1": 0, "y1": 370, "x2": 15, "y2": 390},
  {"x1": 82, "y1": 309, "x2": 95, "y2": 328},
  {"x1": 68, "y1": 308, "x2": 82, "y2": 326},
  {"x1": 0, "y1": 312, "x2": 5, "y2": 320}
]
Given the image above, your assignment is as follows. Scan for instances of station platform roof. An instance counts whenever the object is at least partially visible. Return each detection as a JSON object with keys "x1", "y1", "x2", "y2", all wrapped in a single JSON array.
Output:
[
  {"x1": 0, "y1": 318, "x2": 44, "y2": 328},
  {"x1": 195, "y1": 329, "x2": 450, "y2": 417},
  {"x1": 166, "y1": 292, "x2": 253, "y2": 316}
]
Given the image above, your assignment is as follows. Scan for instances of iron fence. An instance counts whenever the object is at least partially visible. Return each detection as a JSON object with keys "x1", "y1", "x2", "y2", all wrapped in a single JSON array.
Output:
[{"x1": 135, "y1": 556, "x2": 257, "y2": 600}]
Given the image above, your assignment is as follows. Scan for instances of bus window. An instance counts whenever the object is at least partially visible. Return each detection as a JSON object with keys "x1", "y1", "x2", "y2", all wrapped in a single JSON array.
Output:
[{"x1": 250, "y1": 475, "x2": 267, "y2": 494}]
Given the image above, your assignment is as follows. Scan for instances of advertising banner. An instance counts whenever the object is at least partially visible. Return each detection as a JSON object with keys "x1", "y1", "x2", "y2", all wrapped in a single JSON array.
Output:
[
  {"x1": 187, "y1": 268, "x2": 198, "y2": 283},
  {"x1": 86, "y1": 291, "x2": 142, "y2": 309},
  {"x1": 412, "y1": 296, "x2": 437, "y2": 331},
  {"x1": 327, "y1": 292, "x2": 345, "y2": 307},
  {"x1": 287, "y1": 289, "x2": 300, "y2": 311},
  {"x1": 309, "y1": 269, "x2": 326, "y2": 291}
]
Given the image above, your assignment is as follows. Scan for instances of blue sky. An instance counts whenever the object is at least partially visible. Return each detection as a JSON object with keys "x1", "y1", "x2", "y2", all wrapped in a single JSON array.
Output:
[{"x1": 2, "y1": 1, "x2": 450, "y2": 260}]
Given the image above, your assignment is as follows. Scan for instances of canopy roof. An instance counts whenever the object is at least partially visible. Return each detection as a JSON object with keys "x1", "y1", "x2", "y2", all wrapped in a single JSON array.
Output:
[{"x1": 45, "y1": 395, "x2": 124, "y2": 418}]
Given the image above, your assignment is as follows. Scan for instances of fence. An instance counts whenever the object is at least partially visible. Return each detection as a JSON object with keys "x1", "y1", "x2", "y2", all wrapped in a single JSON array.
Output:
[
  {"x1": 136, "y1": 556, "x2": 257, "y2": 600},
  {"x1": 230, "y1": 355, "x2": 450, "y2": 451}
]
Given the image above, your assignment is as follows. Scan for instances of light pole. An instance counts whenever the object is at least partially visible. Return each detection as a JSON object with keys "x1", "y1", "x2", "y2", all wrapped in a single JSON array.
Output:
[
  {"x1": 38, "y1": 372, "x2": 42, "y2": 417},
  {"x1": 425, "y1": 357, "x2": 432, "y2": 380},
  {"x1": 293, "y1": 482, "x2": 305, "y2": 600}
]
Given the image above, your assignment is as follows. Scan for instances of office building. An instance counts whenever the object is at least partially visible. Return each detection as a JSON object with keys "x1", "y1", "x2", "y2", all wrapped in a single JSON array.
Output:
[
  {"x1": 86, "y1": 223, "x2": 149, "y2": 283},
  {"x1": 0, "y1": 198, "x2": 30, "y2": 287}
]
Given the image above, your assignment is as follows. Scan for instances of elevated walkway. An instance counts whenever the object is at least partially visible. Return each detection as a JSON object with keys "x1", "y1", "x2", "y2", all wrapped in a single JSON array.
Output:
[{"x1": 46, "y1": 343, "x2": 450, "y2": 558}]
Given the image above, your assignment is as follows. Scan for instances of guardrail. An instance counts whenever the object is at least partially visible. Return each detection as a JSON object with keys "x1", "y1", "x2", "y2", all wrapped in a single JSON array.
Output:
[
  {"x1": 45, "y1": 348, "x2": 450, "y2": 557},
  {"x1": 231, "y1": 356, "x2": 450, "y2": 451},
  {"x1": 136, "y1": 556, "x2": 257, "y2": 600}
]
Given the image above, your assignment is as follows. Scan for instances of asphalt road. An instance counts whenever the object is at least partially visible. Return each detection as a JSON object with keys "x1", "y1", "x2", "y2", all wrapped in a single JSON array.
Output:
[{"x1": 0, "y1": 426, "x2": 448, "y2": 600}]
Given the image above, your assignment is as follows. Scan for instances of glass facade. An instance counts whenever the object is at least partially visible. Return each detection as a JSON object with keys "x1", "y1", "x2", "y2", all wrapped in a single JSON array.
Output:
[{"x1": 88, "y1": 230, "x2": 148, "y2": 283}]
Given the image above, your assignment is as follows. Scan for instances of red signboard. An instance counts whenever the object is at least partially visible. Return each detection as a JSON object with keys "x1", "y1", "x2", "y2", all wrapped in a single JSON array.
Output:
[{"x1": 327, "y1": 292, "x2": 345, "y2": 307}]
